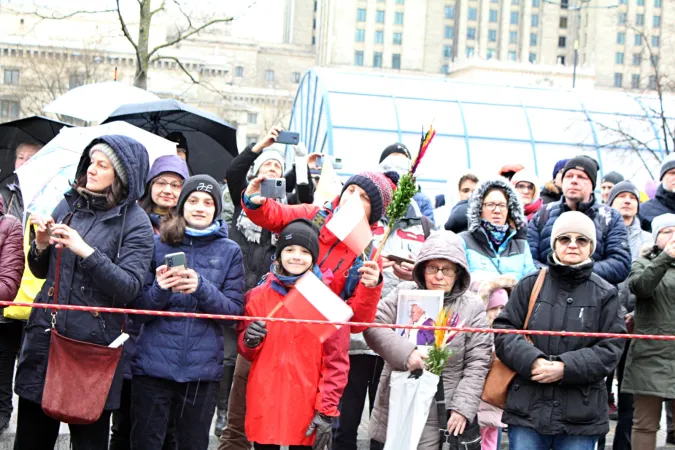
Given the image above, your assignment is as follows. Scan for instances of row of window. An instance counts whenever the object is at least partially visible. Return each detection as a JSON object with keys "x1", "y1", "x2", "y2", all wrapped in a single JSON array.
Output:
[
  {"x1": 614, "y1": 73, "x2": 658, "y2": 89},
  {"x1": 354, "y1": 51, "x2": 401, "y2": 69},
  {"x1": 618, "y1": 13, "x2": 661, "y2": 27},
  {"x1": 356, "y1": 29, "x2": 403, "y2": 45},
  {"x1": 356, "y1": 8, "x2": 404, "y2": 25},
  {"x1": 440, "y1": 51, "x2": 539, "y2": 73},
  {"x1": 615, "y1": 52, "x2": 659, "y2": 67},
  {"x1": 620, "y1": 0, "x2": 662, "y2": 6},
  {"x1": 617, "y1": 33, "x2": 659, "y2": 46}
]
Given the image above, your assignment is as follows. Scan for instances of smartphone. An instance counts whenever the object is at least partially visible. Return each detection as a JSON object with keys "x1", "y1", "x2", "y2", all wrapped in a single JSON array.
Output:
[
  {"x1": 333, "y1": 157, "x2": 343, "y2": 170},
  {"x1": 277, "y1": 131, "x2": 300, "y2": 145},
  {"x1": 383, "y1": 254, "x2": 415, "y2": 265},
  {"x1": 261, "y1": 178, "x2": 287, "y2": 199},
  {"x1": 165, "y1": 252, "x2": 186, "y2": 270},
  {"x1": 315, "y1": 155, "x2": 324, "y2": 168}
]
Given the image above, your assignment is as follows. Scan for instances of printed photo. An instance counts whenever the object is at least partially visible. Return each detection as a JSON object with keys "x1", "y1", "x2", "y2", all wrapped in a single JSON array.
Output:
[{"x1": 396, "y1": 290, "x2": 444, "y2": 349}]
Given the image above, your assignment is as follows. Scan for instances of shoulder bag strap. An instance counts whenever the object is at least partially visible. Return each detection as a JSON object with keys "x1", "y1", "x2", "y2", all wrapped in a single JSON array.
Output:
[{"x1": 522, "y1": 268, "x2": 547, "y2": 342}]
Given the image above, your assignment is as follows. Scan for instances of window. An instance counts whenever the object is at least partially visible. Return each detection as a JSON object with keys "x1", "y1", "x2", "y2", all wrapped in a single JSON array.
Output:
[
  {"x1": 356, "y1": 8, "x2": 366, "y2": 21},
  {"x1": 509, "y1": 31, "x2": 518, "y2": 44},
  {"x1": 356, "y1": 29, "x2": 365, "y2": 42},
  {"x1": 561, "y1": 0, "x2": 569, "y2": 7},
  {"x1": 533, "y1": 0, "x2": 540, "y2": 7},
  {"x1": 489, "y1": 9, "x2": 498, "y2": 22},
  {"x1": 68, "y1": 73, "x2": 84, "y2": 89},
  {"x1": 0, "y1": 100, "x2": 19, "y2": 119},
  {"x1": 247, "y1": 113, "x2": 257, "y2": 124},
  {"x1": 652, "y1": 35, "x2": 660, "y2": 47},
  {"x1": 616, "y1": 52, "x2": 624, "y2": 64},
  {"x1": 617, "y1": 32, "x2": 625, "y2": 44},
  {"x1": 443, "y1": 45, "x2": 453, "y2": 58},
  {"x1": 393, "y1": 32, "x2": 403, "y2": 45},
  {"x1": 529, "y1": 52, "x2": 536, "y2": 62},
  {"x1": 636, "y1": 14, "x2": 644, "y2": 26},
  {"x1": 394, "y1": 12, "x2": 404, "y2": 24},
  {"x1": 648, "y1": 75, "x2": 656, "y2": 90},
  {"x1": 510, "y1": 12, "x2": 519, "y2": 24},
  {"x1": 637, "y1": 0, "x2": 644, "y2": 5},
  {"x1": 653, "y1": 15, "x2": 661, "y2": 27},
  {"x1": 651, "y1": 55, "x2": 659, "y2": 67},
  {"x1": 614, "y1": 73, "x2": 623, "y2": 87},
  {"x1": 466, "y1": 47, "x2": 475, "y2": 58},
  {"x1": 655, "y1": 0, "x2": 662, "y2": 6},
  {"x1": 488, "y1": 29, "x2": 497, "y2": 42},
  {"x1": 373, "y1": 52, "x2": 383, "y2": 68},
  {"x1": 532, "y1": 15, "x2": 539, "y2": 27},
  {"x1": 396, "y1": 0, "x2": 404, "y2": 3},
  {"x1": 558, "y1": 55, "x2": 566, "y2": 64},
  {"x1": 508, "y1": 51, "x2": 517, "y2": 61},
  {"x1": 444, "y1": 26, "x2": 454, "y2": 39},
  {"x1": 468, "y1": 7, "x2": 477, "y2": 20},
  {"x1": 634, "y1": 34, "x2": 642, "y2": 45},
  {"x1": 292, "y1": 72, "x2": 301, "y2": 83},
  {"x1": 618, "y1": 12, "x2": 627, "y2": 25},
  {"x1": 376, "y1": 10, "x2": 385, "y2": 23},
  {"x1": 560, "y1": 17, "x2": 568, "y2": 28},
  {"x1": 632, "y1": 53, "x2": 641, "y2": 66},
  {"x1": 558, "y1": 36, "x2": 566, "y2": 48},
  {"x1": 392, "y1": 53, "x2": 401, "y2": 69},
  {"x1": 441, "y1": 64, "x2": 449, "y2": 74},
  {"x1": 375, "y1": 30, "x2": 384, "y2": 43},
  {"x1": 512, "y1": 0, "x2": 520, "y2": 4},
  {"x1": 467, "y1": 27, "x2": 476, "y2": 40},
  {"x1": 265, "y1": 70, "x2": 274, "y2": 82},
  {"x1": 444, "y1": 5, "x2": 455, "y2": 19},
  {"x1": 3, "y1": 69, "x2": 19, "y2": 85},
  {"x1": 530, "y1": 33, "x2": 537, "y2": 45},
  {"x1": 354, "y1": 50, "x2": 364, "y2": 66},
  {"x1": 487, "y1": 48, "x2": 496, "y2": 59},
  {"x1": 235, "y1": 66, "x2": 244, "y2": 77},
  {"x1": 631, "y1": 74, "x2": 640, "y2": 89}
]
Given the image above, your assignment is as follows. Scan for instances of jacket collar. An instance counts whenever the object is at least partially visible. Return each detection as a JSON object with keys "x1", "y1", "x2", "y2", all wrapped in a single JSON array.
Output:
[
  {"x1": 65, "y1": 189, "x2": 124, "y2": 222},
  {"x1": 655, "y1": 185, "x2": 675, "y2": 208},
  {"x1": 546, "y1": 253, "x2": 594, "y2": 285},
  {"x1": 561, "y1": 194, "x2": 597, "y2": 218}
]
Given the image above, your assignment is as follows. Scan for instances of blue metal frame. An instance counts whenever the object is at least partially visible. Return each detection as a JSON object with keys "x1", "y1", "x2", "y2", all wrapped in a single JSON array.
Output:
[
  {"x1": 456, "y1": 99, "x2": 472, "y2": 168},
  {"x1": 632, "y1": 94, "x2": 665, "y2": 159}
]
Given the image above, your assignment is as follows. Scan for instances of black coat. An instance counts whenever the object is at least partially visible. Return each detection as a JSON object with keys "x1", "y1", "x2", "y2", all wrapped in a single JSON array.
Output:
[
  {"x1": 444, "y1": 200, "x2": 469, "y2": 234},
  {"x1": 493, "y1": 256, "x2": 625, "y2": 436},
  {"x1": 15, "y1": 135, "x2": 154, "y2": 411},
  {"x1": 640, "y1": 185, "x2": 675, "y2": 232}
]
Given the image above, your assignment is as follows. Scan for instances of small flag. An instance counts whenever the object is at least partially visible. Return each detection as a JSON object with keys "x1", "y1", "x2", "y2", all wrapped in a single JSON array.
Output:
[
  {"x1": 284, "y1": 271, "x2": 354, "y2": 342},
  {"x1": 326, "y1": 193, "x2": 372, "y2": 255}
]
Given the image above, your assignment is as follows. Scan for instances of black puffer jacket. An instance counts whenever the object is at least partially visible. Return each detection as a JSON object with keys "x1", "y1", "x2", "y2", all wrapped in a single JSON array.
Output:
[{"x1": 493, "y1": 255, "x2": 625, "y2": 436}]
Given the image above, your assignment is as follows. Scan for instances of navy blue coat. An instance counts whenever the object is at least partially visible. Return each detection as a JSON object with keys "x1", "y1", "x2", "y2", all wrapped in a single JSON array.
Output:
[
  {"x1": 640, "y1": 185, "x2": 675, "y2": 232},
  {"x1": 15, "y1": 135, "x2": 154, "y2": 411},
  {"x1": 131, "y1": 220, "x2": 245, "y2": 383},
  {"x1": 527, "y1": 196, "x2": 631, "y2": 286}
]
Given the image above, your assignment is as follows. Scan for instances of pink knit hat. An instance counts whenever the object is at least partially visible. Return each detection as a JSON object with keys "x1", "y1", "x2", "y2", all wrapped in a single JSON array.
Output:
[{"x1": 487, "y1": 288, "x2": 509, "y2": 311}]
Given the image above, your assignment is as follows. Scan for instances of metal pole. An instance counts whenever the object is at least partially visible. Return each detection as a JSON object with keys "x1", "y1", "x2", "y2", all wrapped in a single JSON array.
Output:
[{"x1": 573, "y1": 40, "x2": 579, "y2": 88}]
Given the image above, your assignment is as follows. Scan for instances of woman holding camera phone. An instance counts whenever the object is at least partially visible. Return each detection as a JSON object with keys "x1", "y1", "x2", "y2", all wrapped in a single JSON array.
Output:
[
  {"x1": 14, "y1": 136, "x2": 155, "y2": 449},
  {"x1": 130, "y1": 174, "x2": 245, "y2": 450}
]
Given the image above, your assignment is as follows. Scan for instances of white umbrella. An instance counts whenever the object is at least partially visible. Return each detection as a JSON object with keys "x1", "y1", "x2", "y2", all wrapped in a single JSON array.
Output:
[
  {"x1": 17, "y1": 121, "x2": 177, "y2": 217},
  {"x1": 43, "y1": 82, "x2": 160, "y2": 123}
]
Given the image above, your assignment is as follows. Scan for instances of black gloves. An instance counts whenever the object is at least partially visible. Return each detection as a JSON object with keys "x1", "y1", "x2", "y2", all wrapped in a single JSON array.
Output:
[
  {"x1": 305, "y1": 411, "x2": 333, "y2": 450},
  {"x1": 244, "y1": 321, "x2": 267, "y2": 348}
]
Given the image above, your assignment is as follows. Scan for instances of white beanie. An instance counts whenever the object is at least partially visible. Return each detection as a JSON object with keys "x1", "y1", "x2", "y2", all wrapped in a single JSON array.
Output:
[
  {"x1": 652, "y1": 213, "x2": 675, "y2": 239},
  {"x1": 252, "y1": 149, "x2": 285, "y2": 177},
  {"x1": 551, "y1": 211, "x2": 597, "y2": 254},
  {"x1": 89, "y1": 142, "x2": 128, "y2": 186},
  {"x1": 511, "y1": 168, "x2": 540, "y2": 202}
]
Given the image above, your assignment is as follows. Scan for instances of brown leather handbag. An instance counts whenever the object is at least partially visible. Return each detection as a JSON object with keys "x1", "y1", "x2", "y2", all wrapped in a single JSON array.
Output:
[
  {"x1": 480, "y1": 269, "x2": 546, "y2": 409},
  {"x1": 41, "y1": 245, "x2": 122, "y2": 424}
]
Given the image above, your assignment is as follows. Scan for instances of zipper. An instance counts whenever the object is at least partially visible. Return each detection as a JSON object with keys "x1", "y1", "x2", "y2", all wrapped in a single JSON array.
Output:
[
  {"x1": 318, "y1": 240, "x2": 340, "y2": 268},
  {"x1": 334, "y1": 258, "x2": 345, "y2": 273}
]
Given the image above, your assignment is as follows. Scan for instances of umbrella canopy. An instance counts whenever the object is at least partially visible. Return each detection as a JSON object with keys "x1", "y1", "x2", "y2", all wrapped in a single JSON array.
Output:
[
  {"x1": 0, "y1": 115, "x2": 72, "y2": 183},
  {"x1": 103, "y1": 99, "x2": 238, "y2": 181},
  {"x1": 43, "y1": 81, "x2": 160, "y2": 123},
  {"x1": 16, "y1": 121, "x2": 177, "y2": 217}
]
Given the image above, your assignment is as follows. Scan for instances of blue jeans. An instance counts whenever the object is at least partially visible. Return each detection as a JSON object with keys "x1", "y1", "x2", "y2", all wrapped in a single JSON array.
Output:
[{"x1": 508, "y1": 425, "x2": 598, "y2": 450}]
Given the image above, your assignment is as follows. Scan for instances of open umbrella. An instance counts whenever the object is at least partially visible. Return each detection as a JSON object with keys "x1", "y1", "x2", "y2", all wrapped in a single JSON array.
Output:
[
  {"x1": 0, "y1": 116, "x2": 71, "y2": 183},
  {"x1": 16, "y1": 121, "x2": 176, "y2": 217},
  {"x1": 103, "y1": 99, "x2": 238, "y2": 181},
  {"x1": 43, "y1": 81, "x2": 160, "y2": 123}
]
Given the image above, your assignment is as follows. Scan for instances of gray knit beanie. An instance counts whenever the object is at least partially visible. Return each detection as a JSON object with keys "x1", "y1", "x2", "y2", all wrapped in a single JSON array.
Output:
[
  {"x1": 252, "y1": 150, "x2": 285, "y2": 177},
  {"x1": 89, "y1": 142, "x2": 128, "y2": 187},
  {"x1": 652, "y1": 213, "x2": 675, "y2": 240},
  {"x1": 551, "y1": 211, "x2": 597, "y2": 254},
  {"x1": 660, "y1": 153, "x2": 675, "y2": 181}
]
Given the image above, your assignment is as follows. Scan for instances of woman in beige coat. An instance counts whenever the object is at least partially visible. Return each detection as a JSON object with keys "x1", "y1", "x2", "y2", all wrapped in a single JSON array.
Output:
[{"x1": 364, "y1": 231, "x2": 493, "y2": 449}]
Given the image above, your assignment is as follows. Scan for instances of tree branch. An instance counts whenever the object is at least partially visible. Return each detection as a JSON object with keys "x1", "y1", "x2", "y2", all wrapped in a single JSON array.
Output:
[
  {"x1": 148, "y1": 17, "x2": 234, "y2": 57},
  {"x1": 115, "y1": 0, "x2": 139, "y2": 52},
  {"x1": 22, "y1": 7, "x2": 117, "y2": 20},
  {"x1": 150, "y1": 0, "x2": 167, "y2": 17},
  {"x1": 152, "y1": 55, "x2": 199, "y2": 84}
]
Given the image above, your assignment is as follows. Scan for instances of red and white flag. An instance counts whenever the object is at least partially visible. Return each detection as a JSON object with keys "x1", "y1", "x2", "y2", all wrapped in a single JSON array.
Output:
[
  {"x1": 326, "y1": 193, "x2": 372, "y2": 256},
  {"x1": 284, "y1": 271, "x2": 354, "y2": 343}
]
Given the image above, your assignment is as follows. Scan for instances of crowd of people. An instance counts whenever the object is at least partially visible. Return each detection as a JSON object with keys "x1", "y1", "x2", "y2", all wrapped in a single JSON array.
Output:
[{"x1": 0, "y1": 125, "x2": 673, "y2": 450}]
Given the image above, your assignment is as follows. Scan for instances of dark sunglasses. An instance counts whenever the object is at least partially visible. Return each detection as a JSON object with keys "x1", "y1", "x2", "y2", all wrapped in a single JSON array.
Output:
[{"x1": 556, "y1": 235, "x2": 591, "y2": 248}]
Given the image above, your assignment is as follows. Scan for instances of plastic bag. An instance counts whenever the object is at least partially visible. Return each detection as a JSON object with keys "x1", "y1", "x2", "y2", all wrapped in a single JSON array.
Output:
[{"x1": 383, "y1": 370, "x2": 439, "y2": 450}]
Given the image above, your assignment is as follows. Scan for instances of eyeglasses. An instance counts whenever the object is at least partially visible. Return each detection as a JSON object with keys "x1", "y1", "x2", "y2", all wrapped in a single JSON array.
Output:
[
  {"x1": 424, "y1": 265, "x2": 456, "y2": 277},
  {"x1": 515, "y1": 183, "x2": 534, "y2": 192},
  {"x1": 155, "y1": 180, "x2": 183, "y2": 191},
  {"x1": 482, "y1": 202, "x2": 508, "y2": 211},
  {"x1": 556, "y1": 235, "x2": 591, "y2": 248}
]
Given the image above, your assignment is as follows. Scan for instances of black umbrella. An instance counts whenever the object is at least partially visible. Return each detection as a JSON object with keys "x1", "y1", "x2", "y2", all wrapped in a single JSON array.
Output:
[
  {"x1": 103, "y1": 99, "x2": 238, "y2": 181},
  {"x1": 0, "y1": 116, "x2": 71, "y2": 183}
]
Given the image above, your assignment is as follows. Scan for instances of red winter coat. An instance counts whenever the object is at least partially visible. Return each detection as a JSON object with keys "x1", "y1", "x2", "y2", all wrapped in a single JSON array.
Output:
[
  {"x1": 0, "y1": 197, "x2": 25, "y2": 302},
  {"x1": 242, "y1": 196, "x2": 383, "y2": 332},
  {"x1": 238, "y1": 272, "x2": 381, "y2": 445}
]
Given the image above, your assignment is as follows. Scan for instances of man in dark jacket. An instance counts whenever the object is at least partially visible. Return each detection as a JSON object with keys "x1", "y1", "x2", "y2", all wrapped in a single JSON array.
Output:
[
  {"x1": 444, "y1": 173, "x2": 478, "y2": 233},
  {"x1": 539, "y1": 158, "x2": 568, "y2": 205},
  {"x1": 640, "y1": 154, "x2": 675, "y2": 231},
  {"x1": 527, "y1": 156, "x2": 631, "y2": 286},
  {"x1": 0, "y1": 142, "x2": 42, "y2": 221}
]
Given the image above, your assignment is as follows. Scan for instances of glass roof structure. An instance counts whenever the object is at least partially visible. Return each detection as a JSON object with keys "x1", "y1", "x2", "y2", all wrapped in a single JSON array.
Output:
[{"x1": 288, "y1": 67, "x2": 673, "y2": 197}]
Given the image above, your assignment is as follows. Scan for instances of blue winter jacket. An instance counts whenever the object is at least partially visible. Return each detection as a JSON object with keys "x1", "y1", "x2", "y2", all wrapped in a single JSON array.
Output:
[
  {"x1": 639, "y1": 185, "x2": 675, "y2": 232},
  {"x1": 414, "y1": 192, "x2": 436, "y2": 225},
  {"x1": 460, "y1": 179, "x2": 536, "y2": 284},
  {"x1": 527, "y1": 196, "x2": 631, "y2": 285},
  {"x1": 15, "y1": 135, "x2": 154, "y2": 411},
  {"x1": 131, "y1": 220, "x2": 245, "y2": 383}
]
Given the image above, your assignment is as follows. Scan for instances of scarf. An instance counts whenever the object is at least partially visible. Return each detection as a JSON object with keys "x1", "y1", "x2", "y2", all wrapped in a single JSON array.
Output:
[
  {"x1": 185, "y1": 222, "x2": 220, "y2": 237},
  {"x1": 235, "y1": 196, "x2": 287, "y2": 245},
  {"x1": 524, "y1": 198, "x2": 543, "y2": 221},
  {"x1": 480, "y1": 219, "x2": 510, "y2": 251},
  {"x1": 76, "y1": 187, "x2": 110, "y2": 210}
]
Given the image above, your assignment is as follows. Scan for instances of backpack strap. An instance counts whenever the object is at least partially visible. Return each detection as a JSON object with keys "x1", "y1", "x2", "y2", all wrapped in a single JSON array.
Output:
[{"x1": 311, "y1": 202, "x2": 333, "y2": 230}]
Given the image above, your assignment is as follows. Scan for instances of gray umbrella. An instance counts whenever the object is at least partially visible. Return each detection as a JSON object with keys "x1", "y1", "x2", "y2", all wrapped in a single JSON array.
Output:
[{"x1": 103, "y1": 99, "x2": 238, "y2": 181}]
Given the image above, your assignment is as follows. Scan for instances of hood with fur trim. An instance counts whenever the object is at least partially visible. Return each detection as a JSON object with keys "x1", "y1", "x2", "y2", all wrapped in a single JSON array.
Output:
[
  {"x1": 466, "y1": 178, "x2": 526, "y2": 232},
  {"x1": 412, "y1": 231, "x2": 470, "y2": 302},
  {"x1": 478, "y1": 275, "x2": 518, "y2": 306}
]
